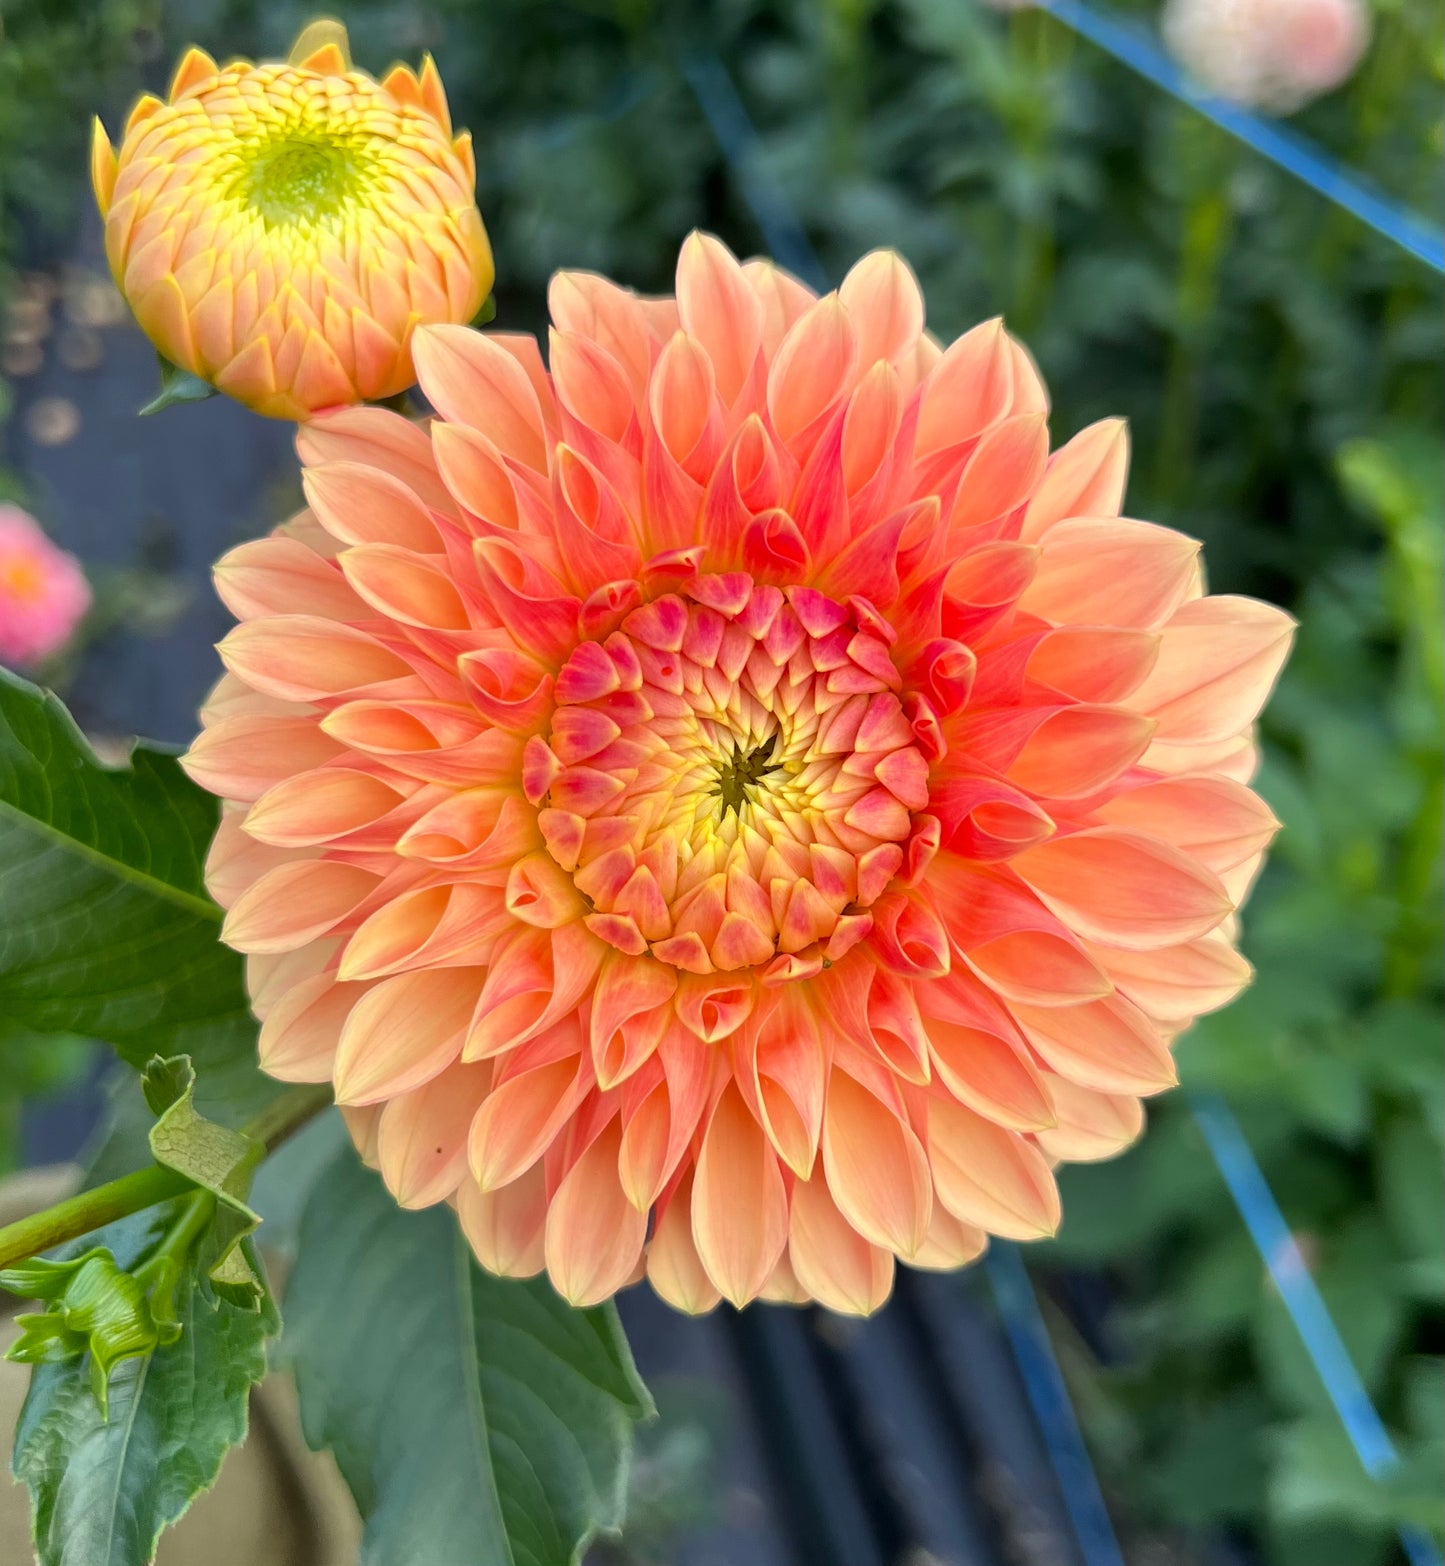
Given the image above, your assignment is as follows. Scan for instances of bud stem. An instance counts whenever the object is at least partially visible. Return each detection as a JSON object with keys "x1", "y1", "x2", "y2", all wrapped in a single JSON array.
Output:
[
  {"x1": 134, "y1": 1190, "x2": 215, "y2": 1291},
  {"x1": 0, "y1": 1082, "x2": 332, "y2": 1272},
  {"x1": 0, "y1": 1166, "x2": 189, "y2": 1272}
]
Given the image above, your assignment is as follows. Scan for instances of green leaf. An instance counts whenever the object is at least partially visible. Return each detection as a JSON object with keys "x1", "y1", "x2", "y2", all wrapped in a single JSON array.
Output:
[
  {"x1": 1404, "y1": 1357, "x2": 1445, "y2": 1444},
  {"x1": 137, "y1": 356, "x2": 218, "y2": 417},
  {"x1": 0, "y1": 670, "x2": 270, "y2": 1124},
  {"x1": 143, "y1": 1055, "x2": 267, "y2": 1307},
  {"x1": 1376, "y1": 1113, "x2": 1445, "y2": 1301},
  {"x1": 1271, "y1": 1416, "x2": 1443, "y2": 1537},
  {"x1": 282, "y1": 1147, "x2": 653, "y2": 1566},
  {"x1": 11, "y1": 1209, "x2": 277, "y2": 1566},
  {"x1": 1139, "y1": 1390, "x2": 1271, "y2": 1525},
  {"x1": 247, "y1": 1107, "x2": 350, "y2": 1256},
  {"x1": 0, "y1": 1018, "x2": 94, "y2": 1091},
  {"x1": 1253, "y1": 1215, "x2": 1408, "y2": 1418},
  {"x1": 1044, "y1": 1105, "x2": 1220, "y2": 1260},
  {"x1": 1267, "y1": 1515, "x2": 1393, "y2": 1566},
  {"x1": 1159, "y1": 1225, "x2": 1263, "y2": 1345}
]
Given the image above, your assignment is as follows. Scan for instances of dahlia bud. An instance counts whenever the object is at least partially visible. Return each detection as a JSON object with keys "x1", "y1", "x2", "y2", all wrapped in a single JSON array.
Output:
[
  {"x1": 1, "y1": 1249, "x2": 182, "y2": 1418},
  {"x1": 90, "y1": 19, "x2": 494, "y2": 420},
  {"x1": 1163, "y1": 0, "x2": 1370, "y2": 115}
]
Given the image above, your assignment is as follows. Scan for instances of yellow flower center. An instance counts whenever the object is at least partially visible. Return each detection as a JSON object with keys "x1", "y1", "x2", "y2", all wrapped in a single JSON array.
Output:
[
  {"x1": 534, "y1": 576, "x2": 930, "y2": 977},
  {"x1": 0, "y1": 554, "x2": 46, "y2": 604},
  {"x1": 234, "y1": 125, "x2": 371, "y2": 228},
  {"x1": 713, "y1": 734, "x2": 784, "y2": 817}
]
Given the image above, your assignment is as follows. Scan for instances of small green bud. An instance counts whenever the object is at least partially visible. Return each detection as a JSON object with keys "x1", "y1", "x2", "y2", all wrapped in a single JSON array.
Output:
[{"x1": 1, "y1": 1249, "x2": 171, "y2": 1418}]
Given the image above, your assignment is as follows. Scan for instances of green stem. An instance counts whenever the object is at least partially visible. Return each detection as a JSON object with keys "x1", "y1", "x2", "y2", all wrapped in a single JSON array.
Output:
[
  {"x1": 248, "y1": 1082, "x2": 336, "y2": 1155},
  {"x1": 1152, "y1": 136, "x2": 1233, "y2": 510},
  {"x1": 1383, "y1": 771, "x2": 1444, "y2": 1000},
  {"x1": 0, "y1": 1165, "x2": 190, "y2": 1272},
  {"x1": 134, "y1": 1188, "x2": 216, "y2": 1327},
  {"x1": 1009, "y1": 7, "x2": 1063, "y2": 333},
  {"x1": 136, "y1": 1191, "x2": 215, "y2": 1286},
  {"x1": 0, "y1": 1082, "x2": 332, "y2": 1272}
]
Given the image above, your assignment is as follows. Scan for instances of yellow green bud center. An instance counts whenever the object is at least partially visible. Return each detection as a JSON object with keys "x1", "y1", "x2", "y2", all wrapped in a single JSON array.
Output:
[{"x1": 236, "y1": 127, "x2": 369, "y2": 227}]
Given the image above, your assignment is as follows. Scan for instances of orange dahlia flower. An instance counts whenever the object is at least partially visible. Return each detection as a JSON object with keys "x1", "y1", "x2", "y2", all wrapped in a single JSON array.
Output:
[
  {"x1": 185, "y1": 234, "x2": 1293, "y2": 1313},
  {"x1": 90, "y1": 21, "x2": 493, "y2": 421}
]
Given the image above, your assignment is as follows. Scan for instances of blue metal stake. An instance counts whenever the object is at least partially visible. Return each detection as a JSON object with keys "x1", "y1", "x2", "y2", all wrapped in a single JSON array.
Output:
[
  {"x1": 1191, "y1": 1093, "x2": 1442, "y2": 1566},
  {"x1": 1040, "y1": 0, "x2": 1445, "y2": 274}
]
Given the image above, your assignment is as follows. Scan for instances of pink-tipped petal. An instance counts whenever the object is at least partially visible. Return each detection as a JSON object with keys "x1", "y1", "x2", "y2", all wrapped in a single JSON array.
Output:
[
  {"x1": 928, "y1": 1097, "x2": 1061, "y2": 1240},
  {"x1": 692, "y1": 1084, "x2": 789, "y2": 1306},
  {"x1": 789, "y1": 1173, "x2": 896, "y2": 1316},
  {"x1": 544, "y1": 1119, "x2": 647, "y2": 1307}
]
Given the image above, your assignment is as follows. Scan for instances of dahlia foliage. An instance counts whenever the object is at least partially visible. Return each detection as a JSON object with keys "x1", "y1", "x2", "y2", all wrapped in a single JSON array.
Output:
[
  {"x1": 91, "y1": 23, "x2": 492, "y2": 419},
  {"x1": 185, "y1": 235, "x2": 1293, "y2": 1314}
]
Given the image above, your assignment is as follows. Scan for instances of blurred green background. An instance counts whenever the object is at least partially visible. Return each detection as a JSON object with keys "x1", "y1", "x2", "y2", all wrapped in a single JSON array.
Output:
[{"x1": 1, "y1": 2, "x2": 1441, "y2": 1563}]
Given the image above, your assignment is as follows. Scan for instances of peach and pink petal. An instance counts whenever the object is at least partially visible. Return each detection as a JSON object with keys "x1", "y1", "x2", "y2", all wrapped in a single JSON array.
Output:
[
  {"x1": 788, "y1": 1172, "x2": 896, "y2": 1316},
  {"x1": 647, "y1": 1170, "x2": 722, "y2": 1315},
  {"x1": 1093, "y1": 775, "x2": 1280, "y2": 876},
  {"x1": 914, "y1": 318, "x2": 1013, "y2": 457},
  {"x1": 457, "y1": 1167, "x2": 547, "y2": 1279},
  {"x1": 910, "y1": 1203, "x2": 989, "y2": 1272},
  {"x1": 219, "y1": 615, "x2": 415, "y2": 703},
  {"x1": 1020, "y1": 418, "x2": 1130, "y2": 542},
  {"x1": 821, "y1": 1069, "x2": 932, "y2": 1258},
  {"x1": 1035, "y1": 1079, "x2": 1145, "y2": 1163},
  {"x1": 1021, "y1": 517, "x2": 1201, "y2": 629},
  {"x1": 469, "y1": 1050, "x2": 588, "y2": 1191},
  {"x1": 244, "y1": 768, "x2": 408, "y2": 848},
  {"x1": 676, "y1": 231, "x2": 763, "y2": 407},
  {"x1": 1010, "y1": 995, "x2": 1177, "y2": 1095},
  {"x1": 1091, "y1": 932, "x2": 1253, "y2": 1023},
  {"x1": 221, "y1": 860, "x2": 379, "y2": 953},
  {"x1": 1128, "y1": 596, "x2": 1295, "y2": 744},
  {"x1": 302, "y1": 462, "x2": 444, "y2": 552},
  {"x1": 412, "y1": 324, "x2": 550, "y2": 471},
  {"x1": 544, "y1": 1119, "x2": 647, "y2": 1307},
  {"x1": 923, "y1": 1016, "x2": 1057, "y2": 1131},
  {"x1": 297, "y1": 407, "x2": 456, "y2": 518},
  {"x1": 331, "y1": 966, "x2": 482, "y2": 1104},
  {"x1": 1012, "y1": 827, "x2": 1233, "y2": 951},
  {"x1": 838, "y1": 250, "x2": 924, "y2": 371},
  {"x1": 743, "y1": 993, "x2": 826, "y2": 1177},
  {"x1": 691, "y1": 1083, "x2": 790, "y2": 1306},
  {"x1": 182, "y1": 715, "x2": 344, "y2": 804},
  {"x1": 927, "y1": 1097, "x2": 1061, "y2": 1240},
  {"x1": 377, "y1": 1059, "x2": 491, "y2": 1208},
  {"x1": 257, "y1": 974, "x2": 368, "y2": 1081},
  {"x1": 213, "y1": 536, "x2": 368, "y2": 622}
]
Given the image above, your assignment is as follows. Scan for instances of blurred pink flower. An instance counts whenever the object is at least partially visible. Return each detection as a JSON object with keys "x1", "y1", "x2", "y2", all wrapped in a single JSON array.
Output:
[
  {"x1": 0, "y1": 505, "x2": 91, "y2": 667},
  {"x1": 1163, "y1": 0, "x2": 1370, "y2": 114}
]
